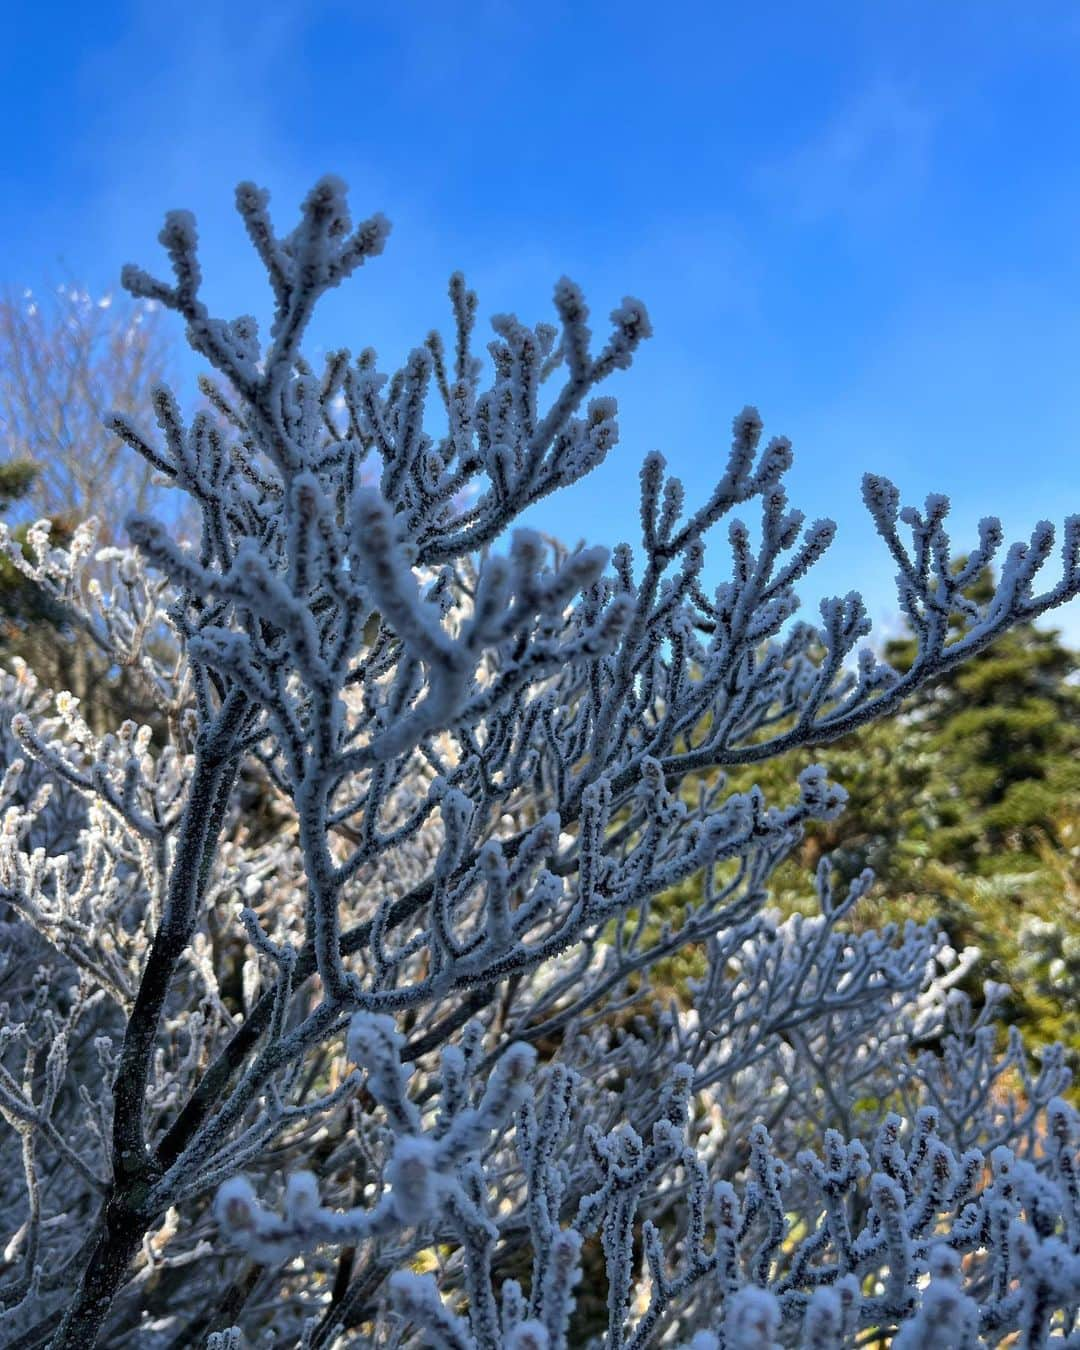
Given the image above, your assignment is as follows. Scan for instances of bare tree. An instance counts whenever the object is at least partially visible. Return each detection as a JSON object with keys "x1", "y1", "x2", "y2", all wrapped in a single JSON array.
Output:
[{"x1": 0, "y1": 281, "x2": 172, "y2": 529}]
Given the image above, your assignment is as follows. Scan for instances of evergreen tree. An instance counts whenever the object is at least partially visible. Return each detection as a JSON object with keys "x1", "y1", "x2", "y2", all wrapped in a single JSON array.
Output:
[
  {"x1": 697, "y1": 571, "x2": 1080, "y2": 1062},
  {"x1": 877, "y1": 569, "x2": 1080, "y2": 882},
  {"x1": 0, "y1": 459, "x2": 36, "y2": 513},
  {"x1": 0, "y1": 459, "x2": 72, "y2": 635}
]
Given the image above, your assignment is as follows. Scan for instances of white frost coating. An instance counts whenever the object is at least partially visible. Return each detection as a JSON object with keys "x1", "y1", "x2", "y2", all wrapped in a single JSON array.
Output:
[
  {"x1": 722, "y1": 1285, "x2": 781, "y2": 1349},
  {"x1": 0, "y1": 175, "x2": 1078, "y2": 1346},
  {"x1": 505, "y1": 1321, "x2": 551, "y2": 1350},
  {"x1": 892, "y1": 1244, "x2": 980, "y2": 1350},
  {"x1": 385, "y1": 1134, "x2": 442, "y2": 1225}
]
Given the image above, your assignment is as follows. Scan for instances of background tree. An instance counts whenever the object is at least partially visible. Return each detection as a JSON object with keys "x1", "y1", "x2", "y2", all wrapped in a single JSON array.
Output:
[
  {"x1": 0, "y1": 283, "x2": 176, "y2": 732},
  {"x1": 0, "y1": 460, "x2": 56, "y2": 632},
  {"x1": 0, "y1": 460, "x2": 36, "y2": 514},
  {"x1": 0, "y1": 283, "x2": 172, "y2": 529},
  {"x1": 665, "y1": 571, "x2": 1080, "y2": 1066},
  {"x1": 873, "y1": 585, "x2": 1080, "y2": 1059}
]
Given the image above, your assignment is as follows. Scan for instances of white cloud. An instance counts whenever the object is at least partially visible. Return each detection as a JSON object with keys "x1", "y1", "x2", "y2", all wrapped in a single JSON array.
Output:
[{"x1": 757, "y1": 81, "x2": 933, "y2": 223}]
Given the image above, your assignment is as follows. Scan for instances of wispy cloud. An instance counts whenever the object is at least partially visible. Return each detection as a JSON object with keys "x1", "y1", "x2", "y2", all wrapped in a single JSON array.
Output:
[{"x1": 757, "y1": 81, "x2": 934, "y2": 223}]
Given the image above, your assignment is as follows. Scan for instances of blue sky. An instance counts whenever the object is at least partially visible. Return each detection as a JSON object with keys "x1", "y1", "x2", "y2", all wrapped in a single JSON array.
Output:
[{"x1": 3, "y1": 1, "x2": 1080, "y2": 642}]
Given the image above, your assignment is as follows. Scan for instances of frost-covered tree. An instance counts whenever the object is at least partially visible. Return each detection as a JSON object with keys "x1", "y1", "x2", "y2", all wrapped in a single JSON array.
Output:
[
  {"x1": 0, "y1": 282, "x2": 176, "y2": 735},
  {"x1": 1, "y1": 177, "x2": 1079, "y2": 1348}
]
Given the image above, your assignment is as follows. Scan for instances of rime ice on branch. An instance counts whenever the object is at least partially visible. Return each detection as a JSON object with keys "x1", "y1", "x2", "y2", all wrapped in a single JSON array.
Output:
[{"x1": 0, "y1": 175, "x2": 1078, "y2": 1347}]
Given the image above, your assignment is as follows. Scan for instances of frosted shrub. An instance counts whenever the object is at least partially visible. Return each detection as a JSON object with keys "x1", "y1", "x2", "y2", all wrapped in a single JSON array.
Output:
[{"x1": 0, "y1": 177, "x2": 1078, "y2": 1348}]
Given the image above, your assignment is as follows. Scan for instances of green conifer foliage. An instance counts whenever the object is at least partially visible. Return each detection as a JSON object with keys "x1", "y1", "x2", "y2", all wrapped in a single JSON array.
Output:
[
  {"x1": 692, "y1": 569, "x2": 1080, "y2": 1065},
  {"x1": 0, "y1": 459, "x2": 72, "y2": 634}
]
